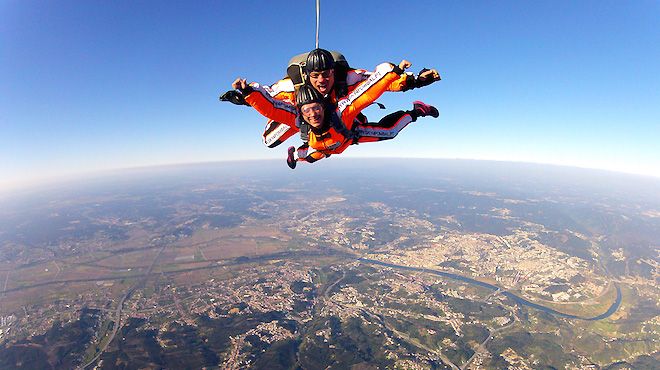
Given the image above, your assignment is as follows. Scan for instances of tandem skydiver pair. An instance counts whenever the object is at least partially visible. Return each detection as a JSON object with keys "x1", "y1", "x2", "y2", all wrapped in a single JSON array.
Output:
[{"x1": 220, "y1": 48, "x2": 441, "y2": 169}]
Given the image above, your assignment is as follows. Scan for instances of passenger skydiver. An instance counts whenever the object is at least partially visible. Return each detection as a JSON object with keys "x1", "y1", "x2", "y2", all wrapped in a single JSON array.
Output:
[{"x1": 233, "y1": 61, "x2": 438, "y2": 168}]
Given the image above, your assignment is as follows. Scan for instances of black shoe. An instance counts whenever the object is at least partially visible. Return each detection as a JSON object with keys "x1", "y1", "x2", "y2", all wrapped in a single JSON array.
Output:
[{"x1": 287, "y1": 146, "x2": 297, "y2": 169}]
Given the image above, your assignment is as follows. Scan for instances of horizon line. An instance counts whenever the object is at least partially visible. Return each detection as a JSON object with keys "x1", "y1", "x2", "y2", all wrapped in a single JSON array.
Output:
[{"x1": 1, "y1": 156, "x2": 659, "y2": 196}]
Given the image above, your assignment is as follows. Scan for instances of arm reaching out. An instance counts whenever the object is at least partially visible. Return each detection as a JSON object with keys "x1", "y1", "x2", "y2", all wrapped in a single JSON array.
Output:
[{"x1": 229, "y1": 78, "x2": 297, "y2": 126}]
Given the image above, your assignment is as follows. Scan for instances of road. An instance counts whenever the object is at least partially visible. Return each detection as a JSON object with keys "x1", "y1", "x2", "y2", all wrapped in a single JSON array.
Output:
[
  {"x1": 3, "y1": 250, "x2": 333, "y2": 295},
  {"x1": 1, "y1": 271, "x2": 9, "y2": 297},
  {"x1": 360, "y1": 308, "x2": 460, "y2": 370},
  {"x1": 322, "y1": 265, "x2": 460, "y2": 370},
  {"x1": 460, "y1": 311, "x2": 517, "y2": 369},
  {"x1": 79, "y1": 242, "x2": 167, "y2": 369}
]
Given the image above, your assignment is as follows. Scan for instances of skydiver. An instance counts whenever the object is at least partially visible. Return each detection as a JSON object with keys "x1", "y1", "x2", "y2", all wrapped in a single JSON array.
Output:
[
  {"x1": 240, "y1": 62, "x2": 438, "y2": 168},
  {"x1": 224, "y1": 49, "x2": 440, "y2": 148}
]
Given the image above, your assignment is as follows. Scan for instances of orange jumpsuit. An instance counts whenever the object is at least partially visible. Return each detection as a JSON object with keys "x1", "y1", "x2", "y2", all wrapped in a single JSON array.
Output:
[
  {"x1": 246, "y1": 63, "x2": 413, "y2": 164},
  {"x1": 266, "y1": 68, "x2": 412, "y2": 105},
  {"x1": 255, "y1": 68, "x2": 414, "y2": 147}
]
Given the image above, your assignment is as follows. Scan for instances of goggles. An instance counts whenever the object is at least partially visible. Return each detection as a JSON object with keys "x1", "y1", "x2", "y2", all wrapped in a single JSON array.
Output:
[
  {"x1": 308, "y1": 70, "x2": 334, "y2": 80},
  {"x1": 301, "y1": 103, "x2": 323, "y2": 116}
]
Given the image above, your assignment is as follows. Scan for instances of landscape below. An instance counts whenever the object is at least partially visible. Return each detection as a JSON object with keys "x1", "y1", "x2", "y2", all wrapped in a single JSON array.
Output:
[{"x1": 0, "y1": 159, "x2": 658, "y2": 369}]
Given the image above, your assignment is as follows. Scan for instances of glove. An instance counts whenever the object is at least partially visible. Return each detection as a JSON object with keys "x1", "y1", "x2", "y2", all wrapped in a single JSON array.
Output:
[
  {"x1": 414, "y1": 68, "x2": 441, "y2": 88},
  {"x1": 219, "y1": 90, "x2": 249, "y2": 106}
]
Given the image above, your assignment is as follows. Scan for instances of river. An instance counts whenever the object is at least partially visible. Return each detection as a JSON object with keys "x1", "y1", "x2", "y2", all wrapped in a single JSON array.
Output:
[{"x1": 361, "y1": 258, "x2": 622, "y2": 321}]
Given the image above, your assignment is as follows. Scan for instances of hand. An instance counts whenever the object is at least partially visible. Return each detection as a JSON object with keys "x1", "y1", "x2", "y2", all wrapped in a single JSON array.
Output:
[
  {"x1": 232, "y1": 78, "x2": 248, "y2": 90},
  {"x1": 412, "y1": 68, "x2": 441, "y2": 89},
  {"x1": 398, "y1": 60, "x2": 412, "y2": 70},
  {"x1": 419, "y1": 68, "x2": 441, "y2": 82}
]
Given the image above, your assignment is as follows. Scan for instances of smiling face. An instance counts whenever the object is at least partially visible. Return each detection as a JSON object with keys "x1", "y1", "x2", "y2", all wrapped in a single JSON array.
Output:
[
  {"x1": 300, "y1": 102, "x2": 325, "y2": 128},
  {"x1": 308, "y1": 69, "x2": 335, "y2": 96}
]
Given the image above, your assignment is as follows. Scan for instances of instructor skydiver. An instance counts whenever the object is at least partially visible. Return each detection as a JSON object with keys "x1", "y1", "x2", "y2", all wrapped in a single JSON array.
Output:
[{"x1": 227, "y1": 49, "x2": 441, "y2": 148}]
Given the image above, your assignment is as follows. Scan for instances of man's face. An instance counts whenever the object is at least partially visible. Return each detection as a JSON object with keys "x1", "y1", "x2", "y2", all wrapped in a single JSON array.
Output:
[
  {"x1": 300, "y1": 102, "x2": 324, "y2": 128},
  {"x1": 308, "y1": 69, "x2": 335, "y2": 95}
]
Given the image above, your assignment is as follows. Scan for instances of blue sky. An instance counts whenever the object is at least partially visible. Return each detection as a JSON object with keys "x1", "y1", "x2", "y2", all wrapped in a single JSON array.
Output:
[{"x1": 2, "y1": 0, "x2": 659, "y2": 191}]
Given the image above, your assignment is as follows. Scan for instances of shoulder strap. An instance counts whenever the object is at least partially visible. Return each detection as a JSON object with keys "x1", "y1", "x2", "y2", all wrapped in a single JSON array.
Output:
[
  {"x1": 329, "y1": 111, "x2": 353, "y2": 140},
  {"x1": 297, "y1": 117, "x2": 310, "y2": 142}
]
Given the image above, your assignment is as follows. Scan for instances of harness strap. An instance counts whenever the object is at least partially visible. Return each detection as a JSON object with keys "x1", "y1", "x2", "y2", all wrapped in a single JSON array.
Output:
[{"x1": 330, "y1": 111, "x2": 354, "y2": 141}]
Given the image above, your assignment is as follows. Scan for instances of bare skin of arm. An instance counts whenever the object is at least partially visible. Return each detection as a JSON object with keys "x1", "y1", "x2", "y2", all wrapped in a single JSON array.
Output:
[{"x1": 232, "y1": 78, "x2": 248, "y2": 90}]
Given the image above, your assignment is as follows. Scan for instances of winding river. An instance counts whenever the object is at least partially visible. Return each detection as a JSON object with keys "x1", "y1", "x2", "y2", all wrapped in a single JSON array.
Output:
[{"x1": 361, "y1": 258, "x2": 622, "y2": 321}]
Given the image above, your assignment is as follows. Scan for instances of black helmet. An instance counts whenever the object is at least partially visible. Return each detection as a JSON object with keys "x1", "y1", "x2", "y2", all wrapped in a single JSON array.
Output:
[
  {"x1": 305, "y1": 48, "x2": 335, "y2": 73},
  {"x1": 296, "y1": 84, "x2": 324, "y2": 108}
]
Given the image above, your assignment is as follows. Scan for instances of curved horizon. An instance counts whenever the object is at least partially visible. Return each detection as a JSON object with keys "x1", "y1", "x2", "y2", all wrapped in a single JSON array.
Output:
[{"x1": 2, "y1": 156, "x2": 659, "y2": 196}]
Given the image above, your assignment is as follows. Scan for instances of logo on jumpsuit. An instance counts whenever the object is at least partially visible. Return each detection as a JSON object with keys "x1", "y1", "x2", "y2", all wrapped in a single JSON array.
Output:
[{"x1": 264, "y1": 124, "x2": 290, "y2": 146}]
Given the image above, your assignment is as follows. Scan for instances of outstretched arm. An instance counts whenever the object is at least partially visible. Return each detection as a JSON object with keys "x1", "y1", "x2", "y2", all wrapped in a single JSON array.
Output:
[
  {"x1": 346, "y1": 60, "x2": 417, "y2": 93},
  {"x1": 337, "y1": 62, "x2": 407, "y2": 127},
  {"x1": 388, "y1": 60, "x2": 441, "y2": 92},
  {"x1": 231, "y1": 78, "x2": 298, "y2": 126}
]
